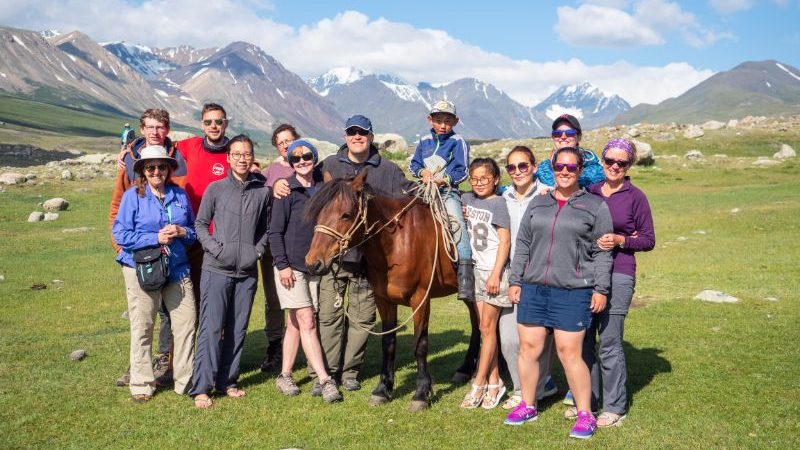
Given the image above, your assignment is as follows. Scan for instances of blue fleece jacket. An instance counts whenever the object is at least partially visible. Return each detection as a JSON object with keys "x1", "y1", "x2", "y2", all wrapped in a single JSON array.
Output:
[
  {"x1": 112, "y1": 184, "x2": 196, "y2": 282},
  {"x1": 537, "y1": 147, "x2": 605, "y2": 188},
  {"x1": 409, "y1": 129, "x2": 470, "y2": 186}
]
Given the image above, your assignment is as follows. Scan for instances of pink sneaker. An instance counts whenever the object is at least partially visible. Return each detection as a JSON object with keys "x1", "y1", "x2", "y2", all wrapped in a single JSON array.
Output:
[{"x1": 569, "y1": 411, "x2": 597, "y2": 439}]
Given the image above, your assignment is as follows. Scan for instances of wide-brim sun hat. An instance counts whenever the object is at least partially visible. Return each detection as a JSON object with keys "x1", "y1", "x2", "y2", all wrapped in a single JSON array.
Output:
[{"x1": 133, "y1": 145, "x2": 178, "y2": 173}]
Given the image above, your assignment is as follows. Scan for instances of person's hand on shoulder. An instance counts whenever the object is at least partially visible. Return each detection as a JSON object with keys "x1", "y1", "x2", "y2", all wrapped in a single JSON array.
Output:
[{"x1": 273, "y1": 178, "x2": 291, "y2": 198}]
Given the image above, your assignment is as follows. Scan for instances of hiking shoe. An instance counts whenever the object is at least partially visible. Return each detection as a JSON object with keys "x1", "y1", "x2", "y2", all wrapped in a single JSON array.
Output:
[
  {"x1": 570, "y1": 411, "x2": 598, "y2": 439},
  {"x1": 310, "y1": 379, "x2": 323, "y2": 397},
  {"x1": 116, "y1": 367, "x2": 131, "y2": 387},
  {"x1": 321, "y1": 378, "x2": 343, "y2": 403},
  {"x1": 276, "y1": 373, "x2": 300, "y2": 396},
  {"x1": 153, "y1": 353, "x2": 172, "y2": 386},
  {"x1": 504, "y1": 401, "x2": 538, "y2": 426},
  {"x1": 537, "y1": 377, "x2": 558, "y2": 400},
  {"x1": 563, "y1": 390, "x2": 575, "y2": 406},
  {"x1": 342, "y1": 378, "x2": 361, "y2": 391}
]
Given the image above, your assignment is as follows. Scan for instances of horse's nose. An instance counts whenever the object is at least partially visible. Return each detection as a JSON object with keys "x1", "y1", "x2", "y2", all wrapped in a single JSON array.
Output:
[{"x1": 307, "y1": 260, "x2": 323, "y2": 275}]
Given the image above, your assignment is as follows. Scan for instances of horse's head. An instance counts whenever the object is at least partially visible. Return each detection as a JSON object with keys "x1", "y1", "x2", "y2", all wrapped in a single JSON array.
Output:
[{"x1": 305, "y1": 170, "x2": 368, "y2": 275}]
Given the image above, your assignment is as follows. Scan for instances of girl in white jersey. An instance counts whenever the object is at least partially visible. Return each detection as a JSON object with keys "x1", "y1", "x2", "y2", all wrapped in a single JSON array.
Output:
[{"x1": 459, "y1": 158, "x2": 512, "y2": 410}]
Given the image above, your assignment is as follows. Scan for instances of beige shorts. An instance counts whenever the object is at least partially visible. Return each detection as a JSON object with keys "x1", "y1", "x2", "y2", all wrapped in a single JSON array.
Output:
[
  {"x1": 474, "y1": 267, "x2": 511, "y2": 308},
  {"x1": 274, "y1": 267, "x2": 320, "y2": 310}
]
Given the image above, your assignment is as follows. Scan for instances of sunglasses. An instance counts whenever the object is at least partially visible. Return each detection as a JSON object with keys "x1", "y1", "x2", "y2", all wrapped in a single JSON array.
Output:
[
  {"x1": 603, "y1": 157, "x2": 631, "y2": 169},
  {"x1": 551, "y1": 129, "x2": 578, "y2": 138},
  {"x1": 288, "y1": 153, "x2": 314, "y2": 164},
  {"x1": 505, "y1": 162, "x2": 531, "y2": 174},
  {"x1": 553, "y1": 162, "x2": 580, "y2": 173},
  {"x1": 203, "y1": 118, "x2": 227, "y2": 126},
  {"x1": 145, "y1": 163, "x2": 169, "y2": 173},
  {"x1": 346, "y1": 127, "x2": 370, "y2": 137}
]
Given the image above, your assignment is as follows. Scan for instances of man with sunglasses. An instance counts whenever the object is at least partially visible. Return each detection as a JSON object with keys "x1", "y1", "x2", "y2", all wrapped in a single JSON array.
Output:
[
  {"x1": 537, "y1": 114, "x2": 604, "y2": 189},
  {"x1": 109, "y1": 108, "x2": 189, "y2": 387},
  {"x1": 311, "y1": 114, "x2": 417, "y2": 395}
]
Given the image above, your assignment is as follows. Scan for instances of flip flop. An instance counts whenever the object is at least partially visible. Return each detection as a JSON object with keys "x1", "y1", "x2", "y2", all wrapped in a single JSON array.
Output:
[
  {"x1": 226, "y1": 387, "x2": 246, "y2": 398},
  {"x1": 193, "y1": 395, "x2": 213, "y2": 409}
]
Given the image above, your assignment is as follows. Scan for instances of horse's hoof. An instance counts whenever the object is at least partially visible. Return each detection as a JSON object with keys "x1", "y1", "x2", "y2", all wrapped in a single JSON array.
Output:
[
  {"x1": 409, "y1": 400, "x2": 430, "y2": 413},
  {"x1": 452, "y1": 371, "x2": 470, "y2": 384},
  {"x1": 368, "y1": 395, "x2": 390, "y2": 406}
]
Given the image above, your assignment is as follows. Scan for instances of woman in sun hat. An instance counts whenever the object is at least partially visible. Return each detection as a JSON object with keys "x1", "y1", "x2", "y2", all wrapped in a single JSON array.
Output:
[{"x1": 112, "y1": 145, "x2": 197, "y2": 404}]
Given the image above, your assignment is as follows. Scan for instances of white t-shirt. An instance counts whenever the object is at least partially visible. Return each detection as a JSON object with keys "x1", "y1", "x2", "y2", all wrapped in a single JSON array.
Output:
[{"x1": 462, "y1": 192, "x2": 511, "y2": 271}]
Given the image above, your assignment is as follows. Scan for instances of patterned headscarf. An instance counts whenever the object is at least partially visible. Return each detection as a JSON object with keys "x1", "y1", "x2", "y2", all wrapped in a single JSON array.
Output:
[{"x1": 602, "y1": 138, "x2": 635, "y2": 162}]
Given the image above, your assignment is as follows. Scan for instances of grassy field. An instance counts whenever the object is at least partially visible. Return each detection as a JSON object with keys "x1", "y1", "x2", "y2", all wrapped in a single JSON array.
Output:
[{"x1": 0, "y1": 138, "x2": 798, "y2": 449}]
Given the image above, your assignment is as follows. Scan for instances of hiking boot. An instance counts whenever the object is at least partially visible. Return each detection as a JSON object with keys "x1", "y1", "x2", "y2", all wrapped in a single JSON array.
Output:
[
  {"x1": 275, "y1": 373, "x2": 300, "y2": 396},
  {"x1": 116, "y1": 367, "x2": 131, "y2": 387},
  {"x1": 321, "y1": 378, "x2": 343, "y2": 403},
  {"x1": 457, "y1": 259, "x2": 475, "y2": 301},
  {"x1": 153, "y1": 353, "x2": 172, "y2": 386},
  {"x1": 260, "y1": 339, "x2": 283, "y2": 373},
  {"x1": 504, "y1": 400, "x2": 539, "y2": 425},
  {"x1": 537, "y1": 377, "x2": 558, "y2": 400},
  {"x1": 569, "y1": 411, "x2": 598, "y2": 439},
  {"x1": 342, "y1": 378, "x2": 361, "y2": 392},
  {"x1": 310, "y1": 379, "x2": 323, "y2": 397}
]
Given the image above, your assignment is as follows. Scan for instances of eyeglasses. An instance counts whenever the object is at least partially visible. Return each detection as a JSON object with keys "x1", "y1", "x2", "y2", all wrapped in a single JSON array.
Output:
[
  {"x1": 553, "y1": 163, "x2": 580, "y2": 173},
  {"x1": 603, "y1": 157, "x2": 631, "y2": 169},
  {"x1": 144, "y1": 125, "x2": 167, "y2": 132},
  {"x1": 505, "y1": 162, "x2": 531, "y2": 174},
  {"x1": 346, "y1": 127, "x2": 370, "y2": 137},
  {"x1": 229, "y1": 152, "x2": 254, "y2": 161},
  {"x1": 203, "y1": 118, "x2": 227, "y2": 126},
  {"x1": 145, "y1": 163, "x2": 169, "y2": 173},
  {"x1": 288, "y1": 153, "x2": 314, "y2": 164},
  {"x1": 276, "y1": 139, "x2": 293, "y2": 148},
  {"x1": 551, "y1": 129, "x2": 577, "y2": 138},
  {"x1": 469, "y1": 176, "x2": 493, "y2": 186}
]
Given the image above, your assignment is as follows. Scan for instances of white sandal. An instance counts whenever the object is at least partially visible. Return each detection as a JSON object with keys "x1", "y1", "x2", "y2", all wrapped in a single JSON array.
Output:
[
  {"x1": 597, "y1": 411, "x2": 626, "y2": 427},
  {"x1": 481, "y1": 382, "x2": 506, "y2": 409},
  {"x1": 460, "y1": 383, "x2": 487, "y2": 409}
]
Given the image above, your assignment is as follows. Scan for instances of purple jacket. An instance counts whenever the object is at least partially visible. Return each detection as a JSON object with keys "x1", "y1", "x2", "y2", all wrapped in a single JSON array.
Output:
[{"x1": 587, "y1": 178, "x2": 655, "y2": 277}]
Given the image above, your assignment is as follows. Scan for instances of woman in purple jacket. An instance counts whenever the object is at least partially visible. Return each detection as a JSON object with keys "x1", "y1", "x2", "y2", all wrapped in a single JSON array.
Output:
[{"x1": 579, "y1": 138, "x2": 655, "y2": 427}]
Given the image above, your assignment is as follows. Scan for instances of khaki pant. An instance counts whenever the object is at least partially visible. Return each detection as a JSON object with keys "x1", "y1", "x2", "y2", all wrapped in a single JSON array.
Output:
[
  {"x1": 314, "y1": 262, "x2": 376, "y2": 382},
  {"x1": 122, "y1": 266, "x2": 196, "y2": 396}
]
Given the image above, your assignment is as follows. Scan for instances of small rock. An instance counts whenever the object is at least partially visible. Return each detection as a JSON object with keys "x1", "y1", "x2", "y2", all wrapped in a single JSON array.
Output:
[
  {"x1": 121, "y1": 310, "x2": 129, "y2": 320},
  {"x1": 30, "y1": 283, "x2": 47, "y2": 290},
  {"x1": 43, "y1": 212, "x2": 59, "y2": 221},
  {"x1": 626, "y1": 127, "x2": 641, "y2": 138},
  {"x1": 632, "y1": 140, "x2": 654, "y2": 166},
  {"x1": 684, "y1": 150, "x2": 704, "y2": 160},
  {"x1": 713, "y1": 154, "x2": 728, "y2": 159},
  {"x1": 711, "y1": 326, "x2": 721, "y2": 332},
  {"x1": 77, "y1": 153, "x2": 111, "y2": 164},
  {"x1": 373, "y1": 133, "x2": 410, "y2": 155},
  {"x1": 69, "y1": 349, "x2": 87, "y2": 361},
  {"x1": 52, "y1": 279, "x2": 64, "y2": 284},
  {"x1": 676, "y1": 236, "x2": 688, "y2": 241},
  {"x1": 0, "y1": 274, "x2": 5, "y2": 282},
  {"x1": 751, "y1": 159, "x2": 781, "y2": 167},
  {"x1": 726, "y1": 119, "x2": 738, "y2": 128},
  {"x1": 773, "y1": 144, "x2": 796, "y2": 160},
  {"x1": 0, "y1": 172, "x2": 27, "y2": 185},
  {"x1": 701, "y1": 120, "x2": 726, "y2": 130},
  {"x1": 25, "y1": 173, "x2": 37, "y2": 180},
  {"x1": 28, "y1": 211, "x2": 44, "y2": 222},
  {"x1": 764, "y1": 297, "x2": 778, "y2": 302},
  {"x1": 730, "y1": 208, "x2": 740, "y2": 214},
  {"x1": 43, "y1": 197, "x2": 69, "y2": 211},
  {"x1": 694, "y1": 290, "x2": 739, "y2": 303},
  {"x1": 693, "y1": 230, "x2": 707, "y2": 235},
  {"x1": 62, "y1": 226, "x2": 94, "y2": 233},
  {"x1": 75, "y1": 188, "x2": 90, "y2": 193},
  {"x1": 683, "y1": 125, "x2": 705, "y2": 139},
  {"x1": 61, "y1": 169, "x2": 73, "y2": 180},
  {"x1": 653, "y1": 132, "x2": 675, "y2": 142},
  {"x1": 766, "y1": 314, "x2": 773, "y2": 320}
]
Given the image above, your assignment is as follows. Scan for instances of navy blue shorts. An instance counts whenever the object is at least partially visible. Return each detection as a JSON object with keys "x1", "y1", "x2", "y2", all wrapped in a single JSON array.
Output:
[{"x1": 517, "y1": 283, "x2": 593, "y2": 332}]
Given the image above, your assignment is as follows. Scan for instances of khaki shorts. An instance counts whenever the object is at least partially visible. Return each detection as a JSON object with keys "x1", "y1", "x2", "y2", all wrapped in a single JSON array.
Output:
[
  {"x1": 475, "y1": 267, "x2": 511, "y2": 308},
  {"x1": 274, "y1": 267, "x2": 320, "y2": 311}
]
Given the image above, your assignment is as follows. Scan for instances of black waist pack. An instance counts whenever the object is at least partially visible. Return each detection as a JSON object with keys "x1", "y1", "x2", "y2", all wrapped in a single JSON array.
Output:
[{"x1": 133, "y1": 246, "x2": 170, "y2": 291}]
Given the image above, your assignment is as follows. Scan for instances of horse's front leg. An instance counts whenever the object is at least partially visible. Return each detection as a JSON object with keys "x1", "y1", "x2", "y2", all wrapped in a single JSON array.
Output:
[
  {"x1": 369, "y1": 299, "x2": 397, "y2": 406},
  {"x1": 453, "y1": 300, "x2": 480, "y2": 383},
  {"x1": 409, "y1": 295, "x2": 433, "y2": 412}
]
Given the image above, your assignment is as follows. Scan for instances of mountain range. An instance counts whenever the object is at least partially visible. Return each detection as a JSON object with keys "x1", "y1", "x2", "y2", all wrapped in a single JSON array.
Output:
[{"x1": 1, "y1": 24, "x2": 798, "y2": 143}]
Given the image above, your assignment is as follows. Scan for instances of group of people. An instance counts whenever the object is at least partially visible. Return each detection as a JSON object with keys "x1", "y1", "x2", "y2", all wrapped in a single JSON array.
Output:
[{"x1": 109, "y1": 99, "x2": 654, "y2": 440}]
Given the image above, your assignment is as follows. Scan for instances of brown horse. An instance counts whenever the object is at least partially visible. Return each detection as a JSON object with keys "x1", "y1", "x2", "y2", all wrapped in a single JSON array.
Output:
[{"x1": 305, "y1": 171, "x2": 480, "y2": 412}]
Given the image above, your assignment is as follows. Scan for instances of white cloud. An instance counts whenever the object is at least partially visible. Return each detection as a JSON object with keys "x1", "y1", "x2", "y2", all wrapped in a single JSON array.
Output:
[
  {"x1": 709, "y1": 0, "x2": 755, "y2": 14},
  {"x1": 0, "y1": 3, "x2": 715, "y2": 107}
]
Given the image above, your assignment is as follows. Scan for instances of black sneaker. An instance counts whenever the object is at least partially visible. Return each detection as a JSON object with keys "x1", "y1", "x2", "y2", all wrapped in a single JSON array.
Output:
[{"x1": 342, "y1": 378, "x2": 361, "y2": 391}]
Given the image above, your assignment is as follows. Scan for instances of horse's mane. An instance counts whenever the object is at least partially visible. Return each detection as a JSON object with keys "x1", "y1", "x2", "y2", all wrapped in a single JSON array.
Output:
[{"x1": 304, "y1": 176, "x2": 411, "y2": 222}]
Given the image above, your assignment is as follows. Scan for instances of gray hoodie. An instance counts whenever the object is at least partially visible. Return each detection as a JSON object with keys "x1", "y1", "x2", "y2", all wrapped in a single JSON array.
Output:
[
  {"x1": 196, "y1": 171, "x2": 271, "y2": 278},
  {"x1": 509, "y1": 189, "x2": 613, "y2": 295}
]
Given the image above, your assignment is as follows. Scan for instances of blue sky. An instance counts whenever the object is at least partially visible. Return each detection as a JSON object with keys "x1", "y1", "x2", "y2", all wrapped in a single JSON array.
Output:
[{"x1": 2, "y1": 0, "x2": 799, "y2": 106}]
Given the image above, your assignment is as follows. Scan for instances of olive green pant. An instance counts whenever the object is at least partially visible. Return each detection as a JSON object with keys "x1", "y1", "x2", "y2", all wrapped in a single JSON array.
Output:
[{"x1": 311, "y1": 262, "x2": 376, "y2": 382}]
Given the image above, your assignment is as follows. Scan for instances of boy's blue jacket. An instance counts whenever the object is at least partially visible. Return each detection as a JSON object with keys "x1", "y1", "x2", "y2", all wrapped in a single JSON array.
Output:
[
  {"x1": 537, "y1": 147, "x2": 605, "y2": 188},
  {"x1": 409, "y1": 129, "x2": 470, "y2": 187},
  {"x1": 112, "y1": 184, "x2": 196, "y2": 282}
]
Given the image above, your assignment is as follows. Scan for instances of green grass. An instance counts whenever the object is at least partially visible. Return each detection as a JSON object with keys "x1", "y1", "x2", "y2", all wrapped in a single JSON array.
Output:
[{"x1": 0, "y1": 153, "x2": 798, "y2": 448}]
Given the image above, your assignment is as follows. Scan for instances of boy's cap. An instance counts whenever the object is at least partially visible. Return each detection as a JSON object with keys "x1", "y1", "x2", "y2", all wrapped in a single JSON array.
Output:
[
  {"x1": 344, "y1": 115, "x2": 373, "y2": 132},
  {"x1": 430, "y1": 100, "x2": 457, "y2": 116},
  {"x1": 286, "y1": 139, "x2": 319, "y2": 166},
  {"x1": 552, "y1": 114, "x2": 582, "y2": 133}
]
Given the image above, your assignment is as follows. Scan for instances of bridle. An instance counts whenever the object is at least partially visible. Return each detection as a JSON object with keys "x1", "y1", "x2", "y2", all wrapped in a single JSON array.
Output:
[{"x1": 312, "y1": 190, "x2": 374, "y2": 254}]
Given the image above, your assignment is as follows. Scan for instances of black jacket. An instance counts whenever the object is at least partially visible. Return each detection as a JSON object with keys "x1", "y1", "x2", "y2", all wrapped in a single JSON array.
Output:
[{"x1": 268, "y1": 170, "x2": 323, "y2": 273}]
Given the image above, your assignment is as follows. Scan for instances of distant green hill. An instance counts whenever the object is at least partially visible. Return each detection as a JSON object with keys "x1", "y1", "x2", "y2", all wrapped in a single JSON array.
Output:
[
  {"x1": 0, "y1": 94, "x2": 136, "y2": 137},
  {"x1": 617, "y1": 60, "x2": 800, "y2": 124}
]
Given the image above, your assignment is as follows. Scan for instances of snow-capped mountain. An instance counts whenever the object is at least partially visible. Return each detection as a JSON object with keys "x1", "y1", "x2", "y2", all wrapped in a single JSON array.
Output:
[
  {"x1": 39, "y1": 29, "x2": 61, "y2": 39},
  {"x1": 102, "y1": 41, "x2": 179, "y2": 78},
  {"x1": 152, "y1": 45, "x2": 218, "y2": 67},
  {"x1": 308, "y1": 68, "x2": 549, "y2": 140},
  {"x1": 534, "y1": 82, "x2": 630, "y2": 129}
]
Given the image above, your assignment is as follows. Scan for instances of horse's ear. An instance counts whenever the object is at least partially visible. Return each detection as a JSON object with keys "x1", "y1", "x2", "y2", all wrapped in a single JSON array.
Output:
[{"x1": 351, "y1": 169, "x2": 368, "y2": 194}]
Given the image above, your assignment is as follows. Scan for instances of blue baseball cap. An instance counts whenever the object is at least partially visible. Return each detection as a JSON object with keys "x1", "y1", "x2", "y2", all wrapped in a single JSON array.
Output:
[
  {"x1": 286, "y1": 139, "x2": 318, "y2": 166},
  {"x1": 344, "y1": 114, "x2": 372, "y2": 132}
]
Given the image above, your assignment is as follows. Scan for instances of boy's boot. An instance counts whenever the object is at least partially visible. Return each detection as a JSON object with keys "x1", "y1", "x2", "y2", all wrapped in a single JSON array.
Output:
[
  {"x1": 457, "y1": 259, "x2": 475, "y2": 301},
  {"x1": 260, "y1": 338, "x2": 283, "y2": 373}
]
